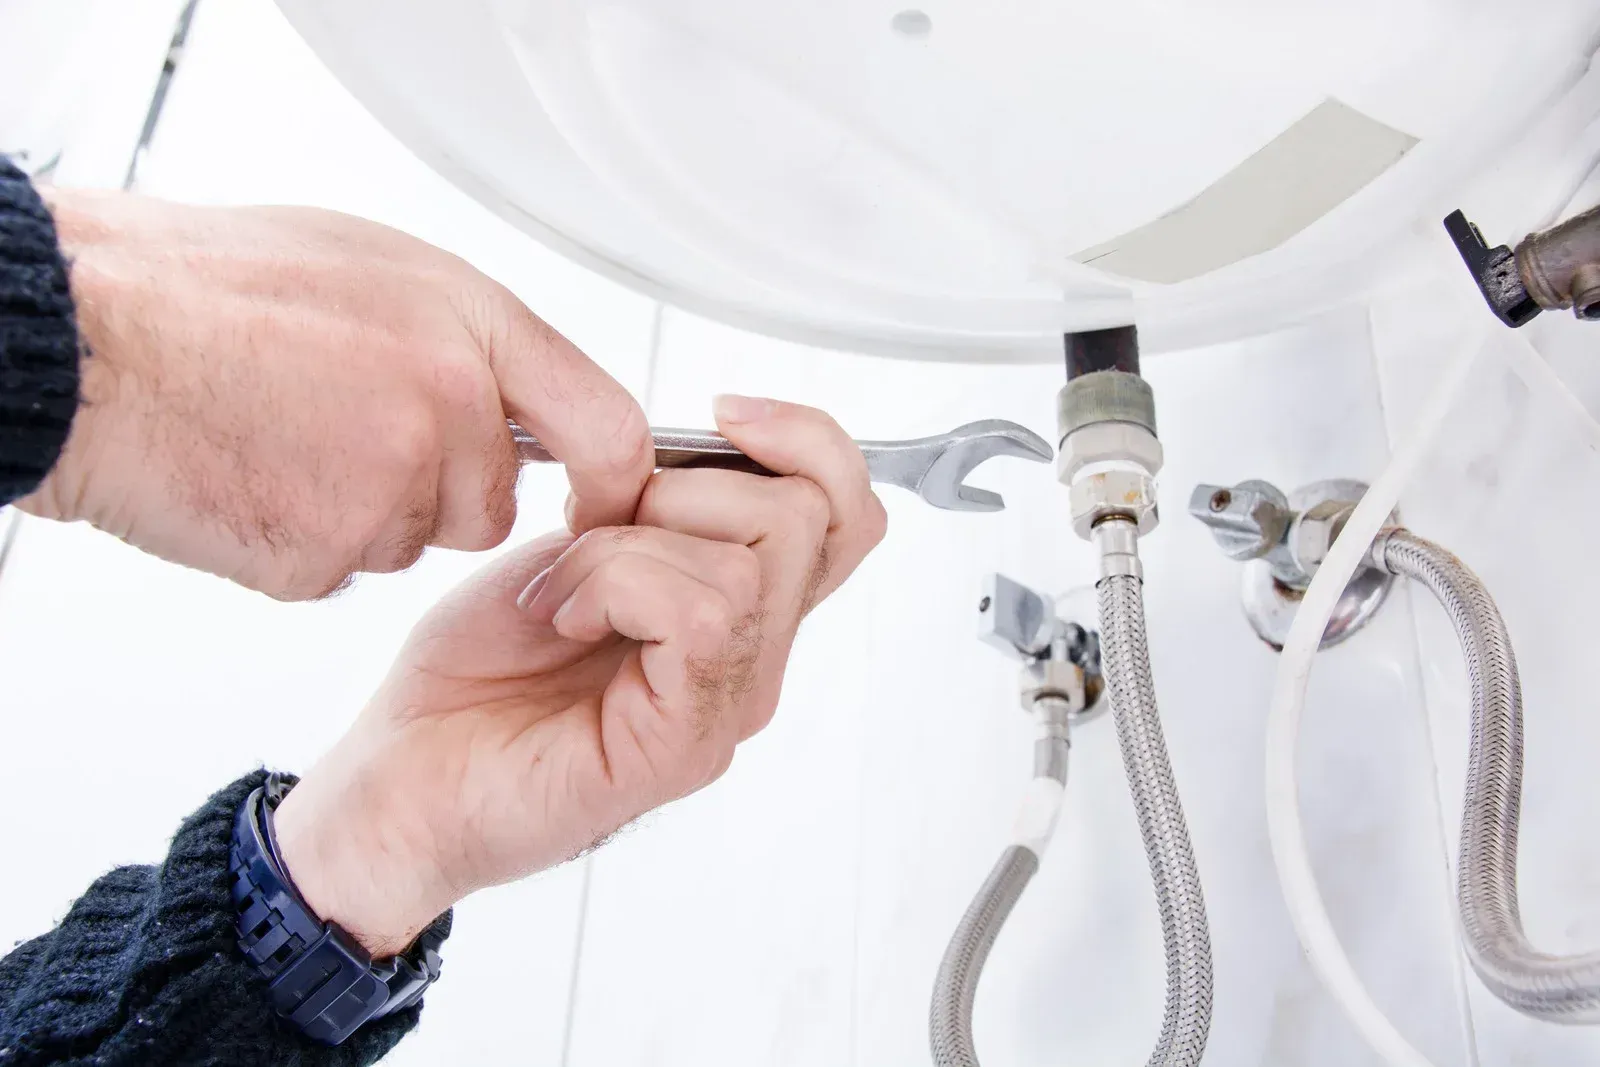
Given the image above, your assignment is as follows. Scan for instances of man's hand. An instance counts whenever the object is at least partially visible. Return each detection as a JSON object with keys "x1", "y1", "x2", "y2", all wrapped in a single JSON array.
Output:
[
  {"x1": 16, "y1": 192, "x2": 652, "y2": 599},
  {"x1": 270, "y1": 398, "x2": 888, "y2": 956}
]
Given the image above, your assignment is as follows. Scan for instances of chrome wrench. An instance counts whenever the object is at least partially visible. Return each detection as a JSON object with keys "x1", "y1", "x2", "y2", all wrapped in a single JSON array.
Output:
[{"x1": 509, "y1": 419, "x2": 1052, "y2": 512}]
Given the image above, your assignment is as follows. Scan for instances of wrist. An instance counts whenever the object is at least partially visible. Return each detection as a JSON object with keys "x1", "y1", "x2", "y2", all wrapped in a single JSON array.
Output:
[
  {"x1": 233, "y1": 775, "x2": 450, "y2": 1046},
  {"x1": 271, "y1": 760, "x2": 454, "y2": 959}
]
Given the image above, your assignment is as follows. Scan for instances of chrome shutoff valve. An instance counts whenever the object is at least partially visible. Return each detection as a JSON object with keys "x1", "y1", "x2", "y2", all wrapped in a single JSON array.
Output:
[
  {"x1": 1189, "y1": 477, "x2": 1395, "y2": 650},
  {"x1": 978, "y1": 573, "x2": 1105, "y2": 722}
]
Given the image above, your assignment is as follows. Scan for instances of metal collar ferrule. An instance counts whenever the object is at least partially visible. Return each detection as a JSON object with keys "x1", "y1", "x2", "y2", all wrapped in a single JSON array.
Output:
[{"x1": 1094, "y1": 517, "x2": 1143, "y2": 583}]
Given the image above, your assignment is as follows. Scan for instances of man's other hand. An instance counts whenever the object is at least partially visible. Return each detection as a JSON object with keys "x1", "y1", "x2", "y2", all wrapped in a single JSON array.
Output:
[
  {"x1": 17, "y1": 193, "x2": 652, "y2": 599},
  {"x1": 270, "y1": 398, "x2": 888, "y2": 956}
]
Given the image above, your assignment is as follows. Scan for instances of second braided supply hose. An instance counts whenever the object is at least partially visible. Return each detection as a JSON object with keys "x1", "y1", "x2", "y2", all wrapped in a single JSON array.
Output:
[
  {"x1": 1263, "y1": 327, "x2": 1600, "y2": 1067},
  {"x1": 1378, "y1": 530, "x2": 1600, "y2": 1021}
]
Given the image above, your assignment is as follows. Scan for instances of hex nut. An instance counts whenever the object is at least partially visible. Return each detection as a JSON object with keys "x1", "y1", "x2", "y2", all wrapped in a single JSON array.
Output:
[
  {"x1": 1288, "y1": 499, "x2": 1354, "y2": 577},
  {"x1": 1019, "y1": 658, "x2": 1087, "y2": 714},
  {"x1": 1069, "y1": 469, "x2": 1159, "y2": 540},
  {"x1": 1057, "y1": 422, "x2": 1164, "y2": 486}
]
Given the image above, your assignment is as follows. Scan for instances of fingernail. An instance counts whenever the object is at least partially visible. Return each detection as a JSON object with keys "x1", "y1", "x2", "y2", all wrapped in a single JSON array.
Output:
[
  {"x1": 713, "y1": 394, "x2": 776, "y2": 424},
  {"x1": 562, "y1": 492, "x2": 579, "y2": 533},
  {"x1": 517, "y1": 568, "x2": 552, "y2": 611},
  {"x1": 550, "y1": 597, "x2": 575, "y2": 630}
]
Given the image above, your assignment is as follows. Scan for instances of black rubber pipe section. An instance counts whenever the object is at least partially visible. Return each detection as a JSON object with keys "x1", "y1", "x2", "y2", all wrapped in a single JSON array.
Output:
[{"x1": 1064, "y1": 326, "x2": 1141, "y2": 380}]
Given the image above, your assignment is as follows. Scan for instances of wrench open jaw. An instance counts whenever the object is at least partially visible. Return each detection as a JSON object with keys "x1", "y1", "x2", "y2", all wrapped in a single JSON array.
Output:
[
  {"x1": 857, "y1": 420, "x2": 1054, "y2": 512},
  {"x1": 509, "y1": 418, "x2": 1053, "y2": 513}
]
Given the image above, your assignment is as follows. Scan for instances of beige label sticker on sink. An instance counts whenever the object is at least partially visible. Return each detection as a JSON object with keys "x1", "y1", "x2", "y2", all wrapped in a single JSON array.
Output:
[{"x1": 1071, "y1": 99, "x2": 1418, "y2": 285}]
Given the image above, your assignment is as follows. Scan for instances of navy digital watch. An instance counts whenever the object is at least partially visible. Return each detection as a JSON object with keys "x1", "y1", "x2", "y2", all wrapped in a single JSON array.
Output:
[{"x1": 229, "y1": 773, "x2": 449, "y2": 1045}]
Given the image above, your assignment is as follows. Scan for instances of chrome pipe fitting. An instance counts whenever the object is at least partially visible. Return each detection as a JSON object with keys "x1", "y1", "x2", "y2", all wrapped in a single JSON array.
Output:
[
  {"x1": 1057, "y1": 368, "x2": 1162, "y2": 542},
  {"x1": 1094, "y1": 517, "x2": 1144, "y2": 582}
]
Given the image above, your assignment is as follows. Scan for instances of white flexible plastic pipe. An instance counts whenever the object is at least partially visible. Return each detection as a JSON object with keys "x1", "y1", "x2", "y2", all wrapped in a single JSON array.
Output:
[{"x1": 1264, "y1": 328, "x2": 1487, "y2": 1067}]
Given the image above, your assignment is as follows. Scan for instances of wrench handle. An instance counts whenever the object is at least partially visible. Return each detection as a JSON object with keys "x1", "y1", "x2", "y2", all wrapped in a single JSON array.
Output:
[{"x1": 509, "y1": 422, "x2": 778, "y2": 477}]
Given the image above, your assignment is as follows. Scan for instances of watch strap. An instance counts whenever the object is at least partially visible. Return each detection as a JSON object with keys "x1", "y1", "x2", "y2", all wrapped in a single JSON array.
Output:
[{"x1": 229, "y1": 773, "x2": 447, "y2": 1045}]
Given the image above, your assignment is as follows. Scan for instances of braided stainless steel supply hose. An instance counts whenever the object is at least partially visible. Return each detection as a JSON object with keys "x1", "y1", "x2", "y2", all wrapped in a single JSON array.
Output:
[
  {"x1": 1096, "y1": 520, "x2": 1213, "y2": 1066},
  {"x1": 928, "y1": 521, "x2": 1213, "y2": 1067},
  {"x1": 930, "y1": 695, "x2": 1068, "y2": 1067},
  {"x1": 1376, "y1": 528, "x2": 1600, "y2": 1021},
  {"x1": 930, "y1": 846, "x2": 1041, "y2": 1067}
]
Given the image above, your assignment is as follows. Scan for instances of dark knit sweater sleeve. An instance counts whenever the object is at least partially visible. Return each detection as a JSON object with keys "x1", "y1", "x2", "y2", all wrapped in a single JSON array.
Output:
[
  {"x1": 0, "y1": 772, "x2": 421, "y2": 1066},
  {"x1": 0, "y1": 156, "x2": 80, "y2": 507}
]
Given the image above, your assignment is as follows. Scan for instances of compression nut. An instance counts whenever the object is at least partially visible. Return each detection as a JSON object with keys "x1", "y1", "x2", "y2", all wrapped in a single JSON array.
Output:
[
  {"x1": 1018, "y1": 658, "x2": 1088, "y2": 715},
  {"x1": 1057, "y1": 422, "x2": 1165, "y2": 486},
  {"x1": 1070, "y1": 469, "x2": 1159, "y2": 541}
]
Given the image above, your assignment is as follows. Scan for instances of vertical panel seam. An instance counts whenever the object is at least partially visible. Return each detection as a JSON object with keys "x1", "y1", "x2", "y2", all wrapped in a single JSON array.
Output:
[
  {"x1": 1365, "y1": 302, "x2": 1482, "y2": 1067},
  {"x1": 559, "y1": 299, "x2": 667, "y2": 1067}
]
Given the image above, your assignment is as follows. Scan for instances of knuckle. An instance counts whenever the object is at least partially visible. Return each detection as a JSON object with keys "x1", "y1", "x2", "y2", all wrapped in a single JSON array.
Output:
[
  {"x1": 666, "y1": 752, "x2": 707, "y2": 796},
  {"x1": 780, "y1": 478, "x2": 831, "y2": 538},
  {"x1": 432, "y1": 350, "x2": 492, "y2": 415},
  {"x1": 721, "y1": 546, "x2": 763, "y2": 606},
  {"x1": 660, "y1": 736, "x2": 708, "y2": 793},
  {"x1": 680, "y1": 735, "x2": 735, "y2": 790},
  {"x1": 567, "y1": 527, "x2": 602, "y2": 555},
  {"x1": 704, "y1": 741, "x2": 736, "y2": 783},
  {"x1": 595, "y1": 402, "x2": 653, "y2": 477},
  {"x1": 607, "y1": 525, "x2": 648, "y2": 546},
  {"x1": 567, "y1": 527, "x2": 609, "y2": 558},
  {"x1": 276, "y1": 561, "x2": 357, "y2": 602},
  {"x1": 569, "y1": 525, "x2": 638, "y2": 561},
  {"x1": 743, "y1": 699, "x2": 780, "y2": 740},
  {"x1": 500, "y1": 296, "x2": 557, "y2": 356},
  {"x1": 390, "y1": 408, "x2": 442, "y2": 473},
  {"x1": 481, "y1": 493, "x2": 518, "y2": 547},
  {"x1": 685, "y1": 590, "x2": 734, "y2": 638},
  {"x1": 348, "y1": 504, "x2": 396, "y2": 554},
  {"x1": 594, "y1": 552, "x2": 639, "y2": 594},
  {"x1": 379, "y1": 539, "x2": 429, "y2": 575},
  {"x1": 398, "y1": 540, "x2": 429, "y2": 572},
  {"x1": 861, "y1": 493, "x2": 889, "y2": 548},
  {"x1": 369, "y1": 503, "x2": 438, "y2": 572},
  {"x1": 468, "y1": 458, "x2": 520, "y2": 550}
]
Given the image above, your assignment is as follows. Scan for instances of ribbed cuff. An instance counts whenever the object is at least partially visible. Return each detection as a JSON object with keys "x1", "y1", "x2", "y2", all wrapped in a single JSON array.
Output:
[
  {"x1": 0, "y1": 155, "x2": 80, "y2": 507},
  {"x1": 0, "y1": 772, "x2": 422, "y2": 1066}
]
